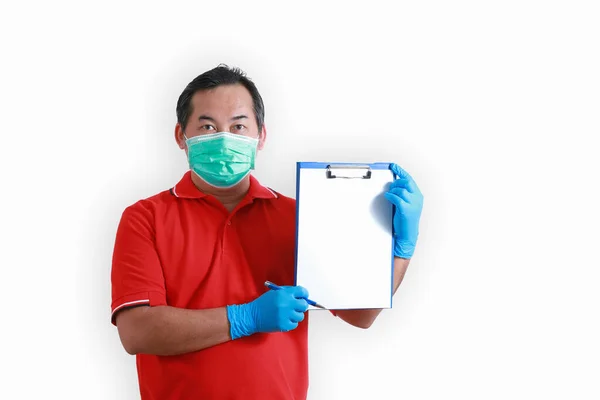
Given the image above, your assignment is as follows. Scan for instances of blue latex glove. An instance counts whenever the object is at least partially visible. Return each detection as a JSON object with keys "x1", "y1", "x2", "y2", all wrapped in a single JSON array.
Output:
[
  {"x1": 384, "y1": 163, "x2": 424, "y2": 258},
  {"x1": 226, "y1": 286, "x2": 310, "y2": 340}
]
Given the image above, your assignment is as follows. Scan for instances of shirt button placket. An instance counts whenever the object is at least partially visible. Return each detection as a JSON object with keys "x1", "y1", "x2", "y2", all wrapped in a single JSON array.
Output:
[{"x1": 223, "y1": 219, "x2": 232, "y2": 253}]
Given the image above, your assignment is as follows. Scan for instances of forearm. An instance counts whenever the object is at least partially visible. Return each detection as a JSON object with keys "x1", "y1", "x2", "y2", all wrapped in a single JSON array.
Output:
[
  {"x1": 116, "y1": 305, "x2": 231, "y2": 356},
  {"x1": 334, "y1": 257, "x2": 410, "y2": 328},
  {"x1": 392, "y1": 257, "x2": 410, "y2": 293}
]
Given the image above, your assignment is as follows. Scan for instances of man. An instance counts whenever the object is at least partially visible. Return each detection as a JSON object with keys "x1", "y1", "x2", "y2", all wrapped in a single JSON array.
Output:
[{"x1": 111, "y1": 64, "x2": 424, "y2": 399}]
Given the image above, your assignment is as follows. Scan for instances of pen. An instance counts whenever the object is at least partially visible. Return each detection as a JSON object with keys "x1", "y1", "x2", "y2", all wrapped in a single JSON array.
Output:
[{"x1": 264, "y1": 281, "x2": 326, "y2": 309}]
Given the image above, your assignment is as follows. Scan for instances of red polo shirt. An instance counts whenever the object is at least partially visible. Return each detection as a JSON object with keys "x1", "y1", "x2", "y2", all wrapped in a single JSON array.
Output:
[{"x1": 111, "y1": 171, "x2": 308, "y2": 400}]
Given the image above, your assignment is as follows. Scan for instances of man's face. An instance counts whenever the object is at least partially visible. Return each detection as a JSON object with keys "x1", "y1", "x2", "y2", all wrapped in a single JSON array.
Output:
[{"x1": 176, "y1": 83, "x2": 266, "y2": 151}]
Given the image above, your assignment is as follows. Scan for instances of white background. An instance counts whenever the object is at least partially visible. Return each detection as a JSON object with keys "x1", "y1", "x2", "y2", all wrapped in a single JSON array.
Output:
[{"x1": 1, "y1": 1, "x2": 599, "y2": 399}]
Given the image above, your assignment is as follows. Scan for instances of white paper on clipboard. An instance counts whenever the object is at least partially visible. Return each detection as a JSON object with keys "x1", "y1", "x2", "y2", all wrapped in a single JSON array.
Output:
[{"x1": 294, "y1": 162, "x2": 395, "y2": 310}]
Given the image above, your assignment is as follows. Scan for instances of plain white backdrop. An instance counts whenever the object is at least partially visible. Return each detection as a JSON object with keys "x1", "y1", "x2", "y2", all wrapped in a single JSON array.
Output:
[{"x1": 1, "y1": 1, "x2": 599, "y2": 399}]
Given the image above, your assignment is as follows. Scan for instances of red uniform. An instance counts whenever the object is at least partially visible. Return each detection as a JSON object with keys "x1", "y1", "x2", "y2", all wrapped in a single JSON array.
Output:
[{"x1": 111, "y1": 171, "x2": 309, "y2": 399}]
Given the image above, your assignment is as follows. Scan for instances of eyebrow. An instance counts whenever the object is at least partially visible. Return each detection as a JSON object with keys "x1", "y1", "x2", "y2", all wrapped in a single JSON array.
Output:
[{"x1": 197, "y1": 115, "x2": 248, "y2": 122}]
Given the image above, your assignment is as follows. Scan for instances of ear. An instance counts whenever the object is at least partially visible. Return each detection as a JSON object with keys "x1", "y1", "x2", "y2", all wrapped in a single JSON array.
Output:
[
  {"x1": 257, "y1": 124, "x2": 267, "y2": 151},
  {"x1": 175, "y1": 123, "x2": 186, "y2": 150}
]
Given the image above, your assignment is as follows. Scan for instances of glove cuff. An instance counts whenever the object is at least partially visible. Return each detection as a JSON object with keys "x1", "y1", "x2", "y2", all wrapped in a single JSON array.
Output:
[
  {"x1": 226, "y1": 303, "x2": 256, "y2": 340},
  {"x1": 394, "y1": 239, "x2": 417, "y2": 259}
]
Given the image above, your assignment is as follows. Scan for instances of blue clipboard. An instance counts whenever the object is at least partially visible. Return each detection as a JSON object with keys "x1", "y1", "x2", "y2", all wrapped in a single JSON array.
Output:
[{"x1": 294, "y1": 162, "x2": 396, "y2": 310}]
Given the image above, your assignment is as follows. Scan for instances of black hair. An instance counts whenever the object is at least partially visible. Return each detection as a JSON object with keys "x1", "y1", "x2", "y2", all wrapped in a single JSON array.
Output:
[{"x1": 176, "y1": 64, "x2": 265, "y2": 132}]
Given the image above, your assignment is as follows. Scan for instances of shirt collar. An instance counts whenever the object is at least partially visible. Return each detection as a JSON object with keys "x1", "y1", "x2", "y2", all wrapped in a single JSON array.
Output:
[{"x1": 171, "y1": 171, "x2": 278, "y2": 200}]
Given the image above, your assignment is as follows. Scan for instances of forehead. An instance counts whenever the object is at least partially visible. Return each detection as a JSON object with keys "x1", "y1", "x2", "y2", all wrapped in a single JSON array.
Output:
[{"x1": 190, "y1": 84, "x2": 253, "y2": 118}]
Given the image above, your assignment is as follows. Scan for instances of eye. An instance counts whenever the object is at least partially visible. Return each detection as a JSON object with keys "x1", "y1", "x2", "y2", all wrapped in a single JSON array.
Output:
[
  {"x1": 200, "y1": 125, "x2": 216, "y2": 131},
  {"x1": 233, "y1": 124, "x2": 246, "y2": 131}
]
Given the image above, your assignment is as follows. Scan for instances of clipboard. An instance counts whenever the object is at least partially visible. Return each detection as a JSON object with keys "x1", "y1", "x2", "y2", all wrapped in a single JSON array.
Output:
[{"x1": 294, "y1": 162, "x2": 396, "y2": 310}]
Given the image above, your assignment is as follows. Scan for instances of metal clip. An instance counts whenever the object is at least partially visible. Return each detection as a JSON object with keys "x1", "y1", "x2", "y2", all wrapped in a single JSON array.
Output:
[{"x1": 326, "y1": 164, "x2": 372, "y2": 179}]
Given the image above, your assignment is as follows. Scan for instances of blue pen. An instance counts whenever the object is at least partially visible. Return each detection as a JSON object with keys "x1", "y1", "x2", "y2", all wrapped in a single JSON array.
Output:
[{"x1": 264, "y1": 281, "x2": 326, "y2": 309}]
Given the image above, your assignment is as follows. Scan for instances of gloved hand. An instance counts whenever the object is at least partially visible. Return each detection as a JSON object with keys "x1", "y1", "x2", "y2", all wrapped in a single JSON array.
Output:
[
  {"x1": 384, "y1": 163, "x2": 424, "y2": 258},
  {"x1": 226, "y1": 286, "x2": 310, "y2": 340}
]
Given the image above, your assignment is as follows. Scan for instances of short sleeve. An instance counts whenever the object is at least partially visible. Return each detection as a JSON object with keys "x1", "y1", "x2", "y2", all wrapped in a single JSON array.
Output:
[{"x1": 110, "y1": 202, "x2": 167, "y2": 325}]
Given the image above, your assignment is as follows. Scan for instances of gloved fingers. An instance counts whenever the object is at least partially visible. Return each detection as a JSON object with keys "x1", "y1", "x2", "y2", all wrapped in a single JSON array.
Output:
[
  {"x1": 293, "y1": 298, "x2": 309, "y2": 313},
  {"x1": 390, "y1": 164, "x2": 421, "y2": 194},
  {"x1": 282, "y1": 321, "x2": 299, "y2": 332},
  {"x1": 384, "y1": 192, "x2": 410, "y2": 210},
  {"x1": 389, "y1": 178, "x2": 411, "y2": 191},
  {"x1": 388, "y1": 187, "x2": 411, "y2": 203},
  {"x1": 390, "y1": 163, "x2": 412, "y2": 181},
  {"x1": 291, "y1": 285, "x2": 309, "y2": 300},
  {"x1": 281, "y1": 285, "x2": 307, "y2": 299},
  {"x1": 390, "y1": 176, "x2": 419, "y2": 194},
  {"x1": 289, "y1": 310, "x2": 306, "y2": 323}
]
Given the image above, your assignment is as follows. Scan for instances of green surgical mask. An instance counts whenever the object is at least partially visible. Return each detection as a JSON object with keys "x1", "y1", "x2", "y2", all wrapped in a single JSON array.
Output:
[{"x1": 184, "y1": 132, "x2": 259, "y2": 188}]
